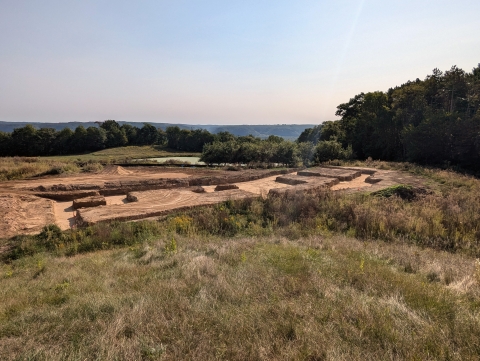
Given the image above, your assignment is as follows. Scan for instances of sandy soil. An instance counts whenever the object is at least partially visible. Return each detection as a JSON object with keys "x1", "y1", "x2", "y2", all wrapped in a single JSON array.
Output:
[
  {"x1": 0, "y1": 195, "x2": 55, "y2": 238},
  {"x1": 54, "y1": 195, "x2": 130, "y2": 230},
  {"x1": 77, "y1": 188, "x2": 256, "y2": 225},
  {"x1": 331, "y1": 174, "x2": 372, "y2": 190},
  {"x1": 53, "y1": 201, "x2": 77, "y2": 230},
  {"x1": 202, "y1": 174, "x2": 295, "y2": 196}
]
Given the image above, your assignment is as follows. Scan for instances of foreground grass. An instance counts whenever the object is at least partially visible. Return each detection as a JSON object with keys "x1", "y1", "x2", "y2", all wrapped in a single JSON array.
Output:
[{"x1": 1, "y1": 234, "x2": 480, "y2": 360}]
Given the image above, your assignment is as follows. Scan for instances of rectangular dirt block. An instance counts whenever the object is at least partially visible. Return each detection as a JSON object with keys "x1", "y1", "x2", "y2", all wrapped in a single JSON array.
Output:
[
  {"x1": 298, "y1": 168, "x2": 361, "y2": 181},
  {"x1": 275, "y1": 176, "x2": 308, "y2": 185},
  {"x1": 215, "y1": 184, "x2": 239, "y2": 191},
  {"x1": 73, "y1": 196, "x2": 107, "y2": 209}
]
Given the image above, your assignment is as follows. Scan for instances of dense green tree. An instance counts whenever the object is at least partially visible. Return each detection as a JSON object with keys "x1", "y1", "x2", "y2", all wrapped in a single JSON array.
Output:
[
  {"x1": 52, "y1": 128, "x2": 74, "y2": 155},
  {"x1": 136, "y1": 123, "x2": 158, "y2": 145},
  {"x1": 36, "y1": 128, "x2": 57, "y2": 155},
  {"x1": 11, "y1": 125, "x2": 40, "y2": 156},
  {"x1": 297, "y1": 125, "x2": 322, "y2": 144},
  {"x1": 156, "y1": 128, "x2": 167, "y2": 146},
  {"x1": 297, "y1": 142, "x2": 315, "y2": 166},
  {"x1": 100, "y1": 120, "x2": 128, "y2": 148},
  {"x1": 0, "y1": 131, "x2": 12, "y2": 156},
  {"x1": 315, "y1": 140, "x2": 353, "y2": 162},
  {"x1": 70, "y1": 126, "x2": 89, "y2": 154},
  {"x1": 121, "y1": 124, "x2": 138, "y2": 144},
  {"x1": 166, "y1": 126, "x2": 181, "y2": 149},
  {"x1": 85, "y1": 127, "x2": 107, "y2": 151}
]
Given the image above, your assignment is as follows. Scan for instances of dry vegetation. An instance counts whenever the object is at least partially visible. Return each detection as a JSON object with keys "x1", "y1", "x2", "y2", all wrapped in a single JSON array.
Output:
[
  {"x1": 0, "y1": 157, "x2": 82, "y2": 181},
  {"x1": 0, "y1": 146, "x2": 201, "y2": 181},
  {"x1": 41, "y1": 146, "x2": 200, "y2": 163},
  {"x1": 1, "y1": 162, "x2": 480, "y2": 360}
]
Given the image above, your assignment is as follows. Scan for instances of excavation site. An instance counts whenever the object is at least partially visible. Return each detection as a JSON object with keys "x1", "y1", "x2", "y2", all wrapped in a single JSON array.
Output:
[{"x1": 0, "y1": 165, "x2": 421, "y2": 239}]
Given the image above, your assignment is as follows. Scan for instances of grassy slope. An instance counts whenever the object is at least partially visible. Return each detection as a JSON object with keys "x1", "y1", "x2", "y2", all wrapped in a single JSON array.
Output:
[
  {"x1": 1, "y1": 235, "x2": 479, "y2": 360},
  {"x1": 41, "y1": 146, "x2": 201, "y2": 162},
  {"x1": 0, "y1": 146, "x2": 201, "y2": 181},
  {"x1": 1, "y1": 162, "x2": 480, "y2": 359}
]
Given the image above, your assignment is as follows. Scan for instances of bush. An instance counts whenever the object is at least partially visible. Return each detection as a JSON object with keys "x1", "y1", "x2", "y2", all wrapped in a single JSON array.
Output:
[{"x1": 315, "y1": 140, "x2": 353, "y2": 162}]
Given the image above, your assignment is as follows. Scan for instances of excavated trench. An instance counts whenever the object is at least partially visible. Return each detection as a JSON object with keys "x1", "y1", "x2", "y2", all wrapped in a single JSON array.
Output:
[{"x1": 2, "y1": 166, "x2": 401, "y2": 238}]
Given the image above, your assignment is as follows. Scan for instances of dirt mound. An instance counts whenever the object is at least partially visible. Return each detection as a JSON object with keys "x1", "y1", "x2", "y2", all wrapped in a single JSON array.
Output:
[{"x1": 101, "y1": 165, "x2": 133, "y2": 175}]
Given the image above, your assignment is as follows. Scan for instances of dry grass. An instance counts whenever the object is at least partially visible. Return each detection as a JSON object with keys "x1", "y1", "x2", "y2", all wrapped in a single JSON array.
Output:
[
  {"x1": 0, "y1": 157, "x2": 81, "y2": 181},
  {"x1": 41, "y1": 146, "x2": 200, "y2": 163},
  {"x1": 1, "y1": 234, "x2": 480, "y2": 360}
]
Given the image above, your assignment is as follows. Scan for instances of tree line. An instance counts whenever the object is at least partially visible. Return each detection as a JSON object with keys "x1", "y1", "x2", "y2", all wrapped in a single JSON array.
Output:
[
  {"x1": 306, "y1": 64, "x2": 480, "y2": 171},
  {"x1": 0, "y1": 119, "x2": 326, "y2": 166},
  {"x1": 0, "y1": 121, "x2": 217, "y2": 156}
]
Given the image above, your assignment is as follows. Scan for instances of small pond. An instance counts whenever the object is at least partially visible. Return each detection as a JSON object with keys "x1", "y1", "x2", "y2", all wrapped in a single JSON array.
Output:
[{"x1": 138, "y1": 156, "x2": 204, "y2": 165}]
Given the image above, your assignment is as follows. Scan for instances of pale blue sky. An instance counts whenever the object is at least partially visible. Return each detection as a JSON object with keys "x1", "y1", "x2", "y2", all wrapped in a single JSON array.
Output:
[{"x1": 1, "y1": 0, "x2": 479, "y2": 124}]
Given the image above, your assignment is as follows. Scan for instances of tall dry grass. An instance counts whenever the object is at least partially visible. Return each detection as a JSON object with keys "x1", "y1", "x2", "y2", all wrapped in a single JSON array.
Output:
[
  {"x1": 0, "y1": 157, "x2": 103, "y2": 181},
  {"x1": 1, "y1": 234, "x2": 480, "y2": 360}
]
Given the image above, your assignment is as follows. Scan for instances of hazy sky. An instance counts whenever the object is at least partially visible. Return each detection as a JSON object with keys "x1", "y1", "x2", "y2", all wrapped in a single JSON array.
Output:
[{"x1": 1, "y1": 1, "x2": 479, "y2": 125}]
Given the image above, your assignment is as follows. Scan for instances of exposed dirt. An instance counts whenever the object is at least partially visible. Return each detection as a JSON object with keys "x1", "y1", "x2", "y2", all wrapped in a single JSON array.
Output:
[
  {"x1": 331, "y1": 174, "x2": 372, "y2": 190},
  {"x1": 0, "y1": 194, "x2": 55, "y2": 238},
  {"x1": 0, "y1": 165, "x2": 426, "y2": 238},
  {"x1": 77, "y1": 189, "x2": 255, "y2": 225}
]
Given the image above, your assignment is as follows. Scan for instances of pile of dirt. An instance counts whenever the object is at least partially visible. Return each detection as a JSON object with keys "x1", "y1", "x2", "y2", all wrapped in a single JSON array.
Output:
[{"x1": 101, "y1": 165, "x2": 133, "y2": 175}]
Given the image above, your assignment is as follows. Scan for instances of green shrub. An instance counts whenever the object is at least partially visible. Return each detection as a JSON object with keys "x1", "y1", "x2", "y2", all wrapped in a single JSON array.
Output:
[{"x1": 315, "y1": 140, "x2": 353, "y2": 162}]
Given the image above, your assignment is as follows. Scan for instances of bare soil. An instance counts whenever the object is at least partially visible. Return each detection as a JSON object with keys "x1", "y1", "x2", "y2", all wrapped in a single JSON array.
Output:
[
  {"x1": 0, "y1": 194, "x2": 55, "y2": 238},
  {"x1": 0, "y1": 165, "x2": 425, "y2": 238}
]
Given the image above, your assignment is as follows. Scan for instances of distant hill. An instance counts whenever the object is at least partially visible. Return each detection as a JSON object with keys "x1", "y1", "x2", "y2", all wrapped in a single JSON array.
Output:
[{"x1": 0, "y1": 121, "x2": 317, "y2": 140}]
